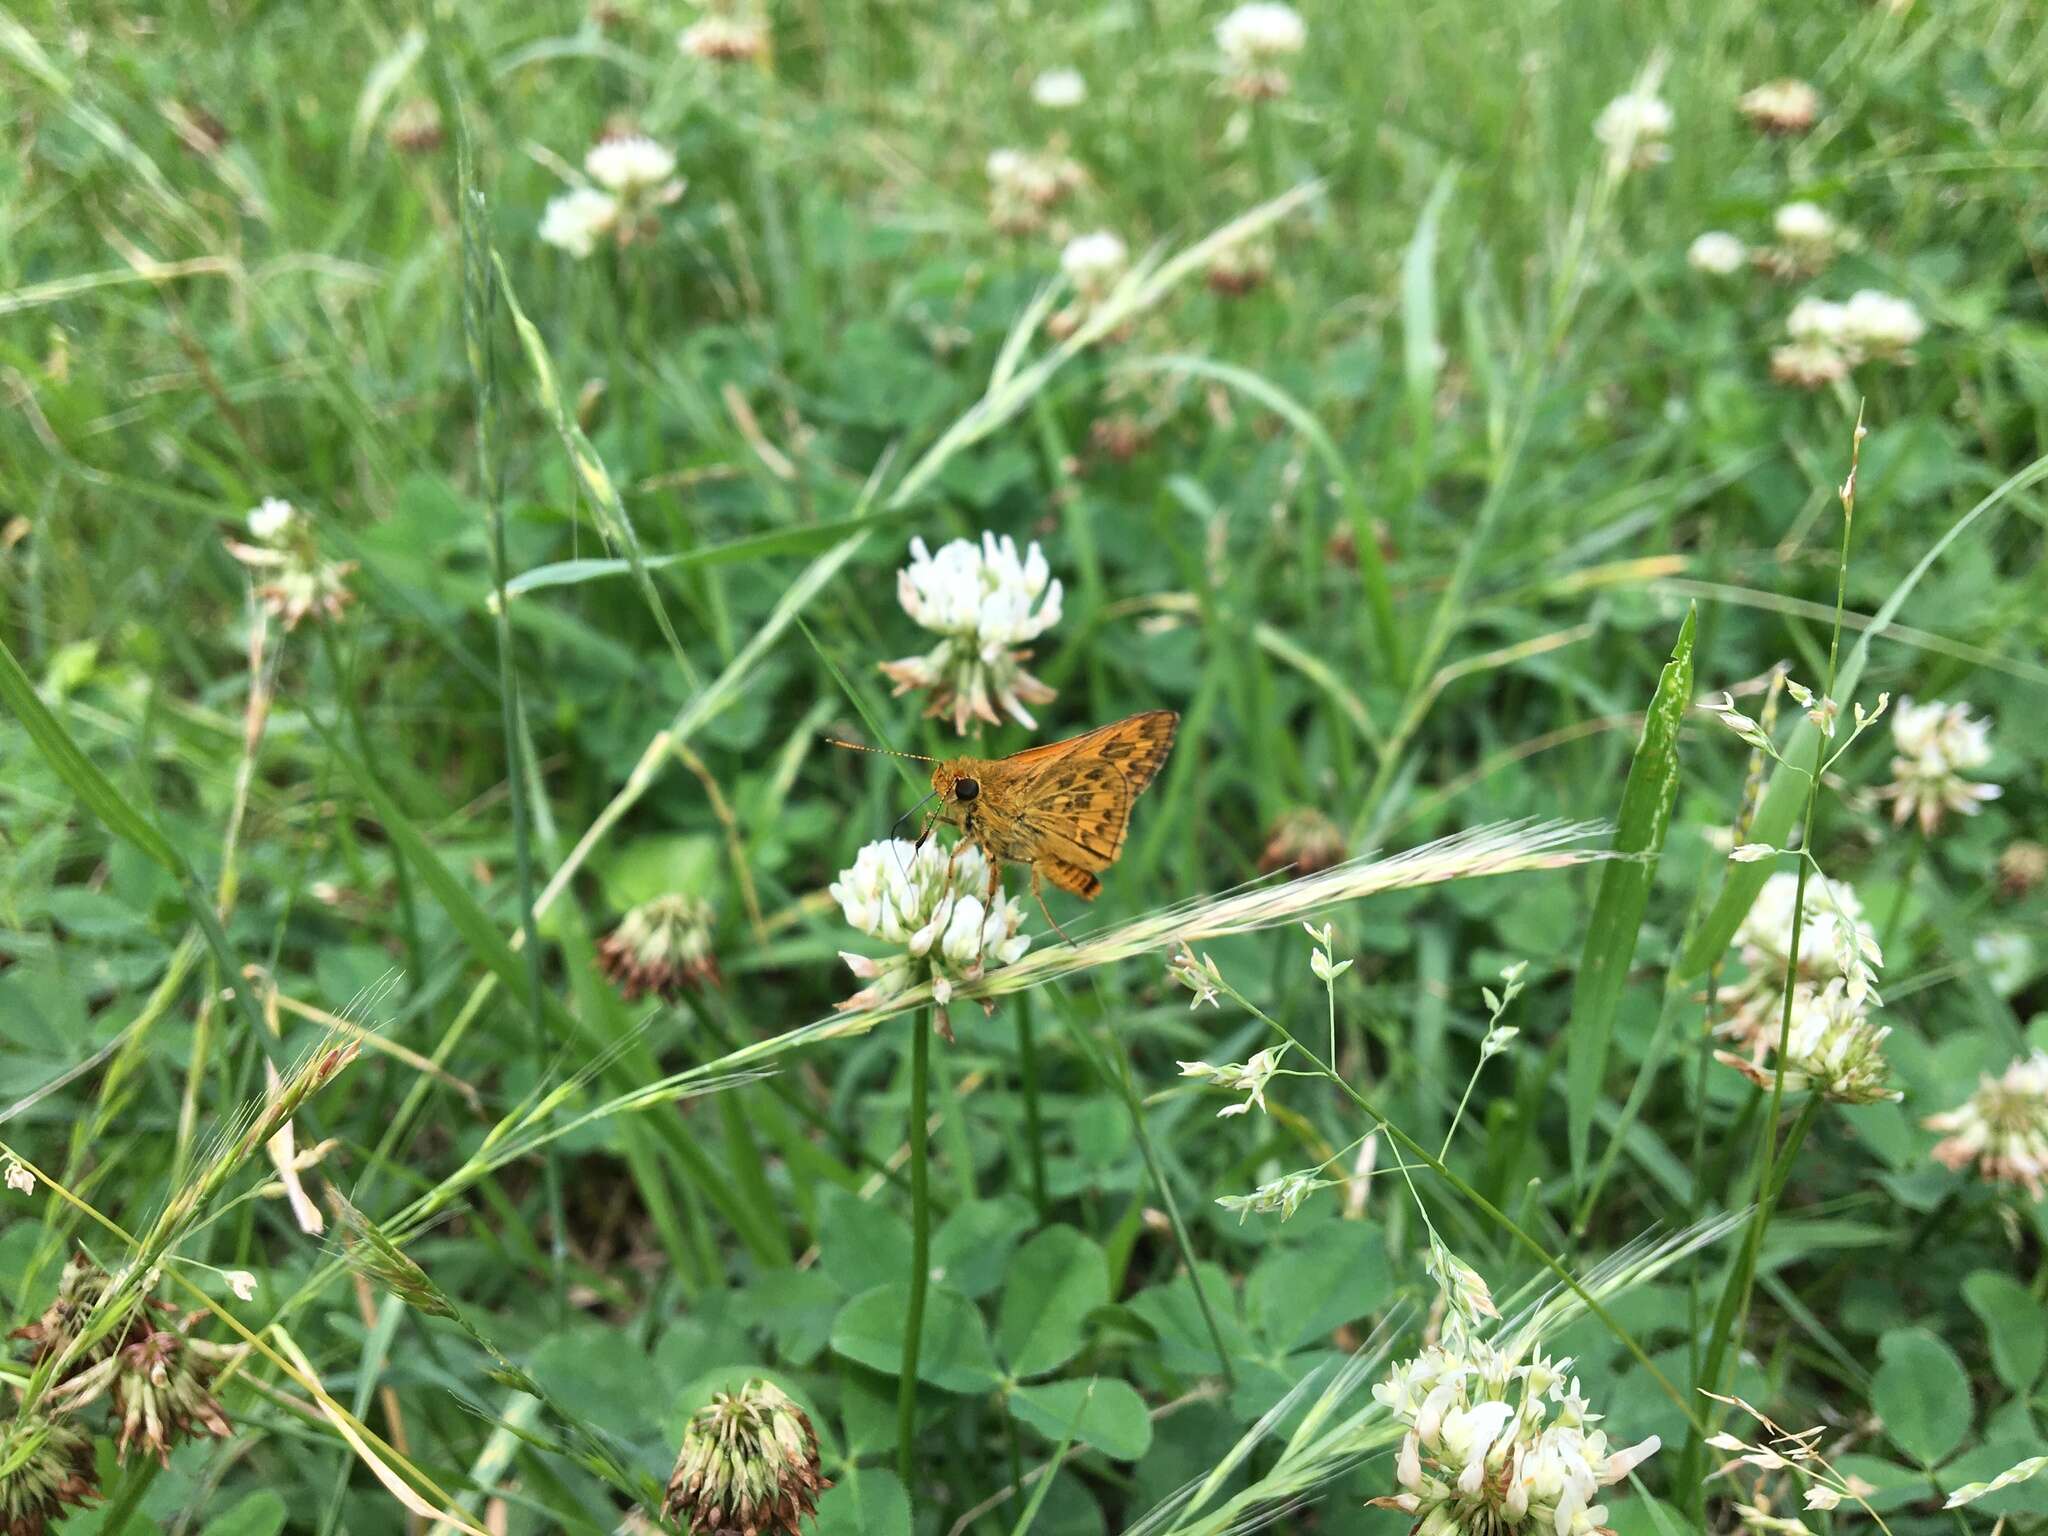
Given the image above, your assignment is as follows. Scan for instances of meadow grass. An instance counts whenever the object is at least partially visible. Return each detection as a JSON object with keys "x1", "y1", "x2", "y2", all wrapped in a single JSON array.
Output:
[{"x1": 2, "y1": 0, "x2": 2046, "y2": 1532}]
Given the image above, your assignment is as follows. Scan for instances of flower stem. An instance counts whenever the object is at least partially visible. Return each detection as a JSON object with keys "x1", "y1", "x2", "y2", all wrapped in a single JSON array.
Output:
[{"x1": 897, "y1": 1008, "x2": 933, "y2": 1489}]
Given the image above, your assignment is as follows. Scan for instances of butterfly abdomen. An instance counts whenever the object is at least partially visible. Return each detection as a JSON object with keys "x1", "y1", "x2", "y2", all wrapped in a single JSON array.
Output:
[{"x1": 1041, "y1": 860, "x2": 1102, "y2": 900}]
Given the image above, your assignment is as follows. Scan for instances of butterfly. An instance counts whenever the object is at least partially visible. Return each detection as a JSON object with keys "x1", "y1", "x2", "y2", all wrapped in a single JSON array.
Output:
[{"x1": 830, "y1": 710, "x2": 1179, "y2": 939}]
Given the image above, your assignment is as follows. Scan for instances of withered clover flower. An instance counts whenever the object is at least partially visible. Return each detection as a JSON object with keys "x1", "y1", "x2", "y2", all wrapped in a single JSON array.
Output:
[
  {"x1": 0, "y1": 1400, "x2": 99, "y2": 1535},
  {"x1": 1925, "y1": 1051, "x2": 2048, "y2": 1198},
  {"x1": 14, "y1": 1254, "x2": 233, "y2": 1469},
  {"x1": 222, "y1": 497, "x2": 356, "y2": 629},
  {"x1": 598, "y1": 893, "x2": 721, "y2": 999},
  {"x1": 1257, "y1": 807, "x2": 1347, "y2": 877},
  {"x1": 663, "y1": 1379, "x2": 829, "y2": 1536}
]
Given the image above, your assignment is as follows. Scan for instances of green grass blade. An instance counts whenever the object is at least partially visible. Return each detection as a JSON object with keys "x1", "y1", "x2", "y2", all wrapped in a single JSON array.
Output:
[
  {"x1": 1119, "y1": 352, "x2": 1402, "y2": 687},
  {"x1": 501, "y1": 506, "x2": 916, "y2": 600},
  {"x1": 1566, "y1": 604, "x2": 1695, "y2": 1180},
  {"x1": 0, "y1": 635, "x2": 182, "y2": 874},
  {"x1": 492, "y1": 252, "x2": 701, "y2": 689}
]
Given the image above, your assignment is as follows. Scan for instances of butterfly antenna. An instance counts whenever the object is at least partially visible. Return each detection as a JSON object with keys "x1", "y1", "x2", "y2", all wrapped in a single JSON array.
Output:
[{"x1": 824, "y1": 736, "x2": 937, "y2": 763}]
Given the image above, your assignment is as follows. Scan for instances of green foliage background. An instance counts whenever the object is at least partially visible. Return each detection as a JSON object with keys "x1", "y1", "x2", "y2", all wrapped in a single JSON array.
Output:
[{"x1": 1, "y1": 0, "x2": 2045, "y2": 1531}]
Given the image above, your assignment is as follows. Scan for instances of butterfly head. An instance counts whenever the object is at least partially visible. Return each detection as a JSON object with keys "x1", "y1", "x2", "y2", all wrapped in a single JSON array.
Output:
[{"x1": 930, "y1": 761, "x2": 982, "y2": 810}]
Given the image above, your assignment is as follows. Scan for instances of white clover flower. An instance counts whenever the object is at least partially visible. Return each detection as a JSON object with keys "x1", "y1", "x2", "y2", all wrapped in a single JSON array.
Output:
[
  {"x1": 1719, "y1": 870, "x2": 1880, "y2": 1055},
  {"x1": 1215, "y1": 3, "x2": 1306, "y2": 96},
  {"x1": 247, "y1": 497, "x2": 296, "y2": 541},
  {"x1": 1880, "y1": 696, "x2": 1998, "y2": 834},
  {"x1": 1740, "y1": 78, "x2": 1821, "y2": 134},
  {"x1": 831, "y1": 838, "x2": 1030, "y2": 1012},
  {"x1": 985, "y1": 146, "x2": 1084, "y2": 235},
  {"x1": 1770, "y1": 340, "x2": 1848, "y2": 390},
  {"x1": 223, "y1": 510, "x2": 357, "y2": 629},
  {"x1": 584, "y1": 135, "x2": 678, "y2": 196},
  {"x1": 1594, "y1": 92, "x2": 1673, "y2": 171},
  {"x1": 1718, "y1": 980, "x2": 1899, "y2": 1104},
  {"x1": 225, "y1": 1270, "x2": 257, "y2": 1301},
  {"x1": 1370, "y1": 1255, "x2": 1662, "y2": 1535},
  {"x1": 1179, "y1": 1049, "x2": 1281, "y2": 1117},
  {"x1": 1785, "y1": 296, "x2": 1848, "y2": 345},
  {"x1": 538, "y1": 187, "x2": 621, "y2": 258},
  {"x1": 679, "y1": 13, "x2": 766, "y2": 62},
  {"x1": 4, "y1": 1158, "x2": 33, "y2": 1196},
  {"x1": 1925, "y1": 1050, "x2": 2048, "y2": 1197},
  {"x1": 1774, "y1": 201, "x2": 1835, "y2": 246},
  {"x1": 1030, "y1": 67, "x2": 1087, "y2": 108},
  {"x1": 1839, "y1": 289, "x2": 1927, "y2": 362},
  {"x1": 1688, "y1": 232, "x2": 1748, "y2": 275},
  {"x1": 1060, "y1": 230, "x2": 1129, "y2": 298},
  {"x1": 880, "y1": 533, "x2": 1062, "y2": 733}
]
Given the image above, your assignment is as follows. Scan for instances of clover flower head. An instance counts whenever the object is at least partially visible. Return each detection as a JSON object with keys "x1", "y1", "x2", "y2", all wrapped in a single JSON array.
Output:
[
  {"x1": 1774, "y1": 201, "x2": 1835, "y2": 247},
  {"x1": 1206, "y1": 236, "x2": 1275, "y2": 296},
  {"x1": 679, "y1": 11, "x2": 767, "y2": 62},
  {"x1": 1770, "y1": 341, "x2": 1848, "y2": 390},
  {"x1": 1060, "y1": 230, "x2": 1129, "y2": 298},
  {"x1": 1925, "y1": 1050, "x2": 2048, "y2": 1197},
  {"x1": 1719, "y1": 871, "x2": 1879, "y2": 1055},
  {"x1": 831, "y1": 839, "x2": 1030, "y2": 1012},
  {"x1": 1258, "y1": 807, "x2": 1346, "y2": 876},
  {"x1": 387, "y1": 96, "x2": 443, "y2": 154},
  {"x1": 1740, "y1": 78, "x2": 1821, "y2": 134},
  {"x1": 1998, "y1": 840, "x2": 2048, "y2": 898},
  {"x1": 247, "y1": 496, "x2": 296, "y2": 541},
  {"x1": 539, "y1": 187, "x2": 622, "y2": 258},
  {"x1": 880, "y1": 533, "x2": 1062, "y2": 733},
  {"x1": 584, "y1": 135, "x2": 679, "y2": 197},
  {"x1": 1718, "y1": 980, "x2": 1899, "y2": 1104},
  {"x1": 0, "y1": 1404, "x2": 99, "y2": 1533},
  {"x1": 599, "y1": 893, "x2": 721, "y2": 999},
  {"x1": 1216, "y1": 3, "x2": 1306, "y2": 97},
  {"x1": 1688, "y1": 232, "x2": 1748, "y2": 275},
  {"x1": 664, "y1": 1378, "x2": 829, "y2": 1536},
  {"x1": 223, "y1": 503, "x2": 354, "y2": 628},
  {"x1": 42, "y1": 1280, "x2": 234, "y2": 1467},
  {"x1": 1785, "y1": 296, "x2": 1847, "y2": 346},
  {"x1": 1370, "y1": 1257, "x2": 1660, "y2": 1535},
  {"x1": 985, "y1": 146, "x2": 1084, "y2": 235},
  {"x1": 1880, "y1": 696, "x2": 1997, "y2": 833},
  {"x1": 1839, "y1": 290, "x2": 1926, "y2": 362},
  {"x1": 1030, "y1": 67, "x2": 1087, "y2": 108},
  {"x1": 1594, "y1": 92, "x2": 1673, "y2": 170}
]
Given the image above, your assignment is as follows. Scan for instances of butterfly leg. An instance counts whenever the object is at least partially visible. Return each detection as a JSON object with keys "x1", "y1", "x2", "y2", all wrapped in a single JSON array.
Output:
[{"x1": 1030, "y1": 865, "x2": 1081, "y2": 947}]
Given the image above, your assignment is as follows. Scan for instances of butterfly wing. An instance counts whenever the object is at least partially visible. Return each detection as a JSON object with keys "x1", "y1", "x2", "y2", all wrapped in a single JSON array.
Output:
[
  {"x1": 1004, "y1": 711, "x2": 1178, "y2": 878},
  {"x1": 1004, "y1": 711, "x2": 1178, "y2": 797}
]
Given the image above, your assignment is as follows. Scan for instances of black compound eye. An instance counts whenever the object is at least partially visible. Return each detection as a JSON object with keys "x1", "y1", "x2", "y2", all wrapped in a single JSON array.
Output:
[{"x1": 955, "y1": 777, "x2": 979, "y2": 802}]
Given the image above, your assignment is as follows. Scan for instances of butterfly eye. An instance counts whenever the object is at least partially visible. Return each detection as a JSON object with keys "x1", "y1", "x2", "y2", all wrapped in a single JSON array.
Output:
[{"x1": 955, "y1": 778, "x2": 979, "y2": 802}]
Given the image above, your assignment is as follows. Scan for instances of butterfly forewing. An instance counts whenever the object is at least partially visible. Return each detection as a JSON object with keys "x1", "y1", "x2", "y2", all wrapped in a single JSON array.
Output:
[{"x1": 989, "y1": 710, "x2": 1177, "y2": 882}]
